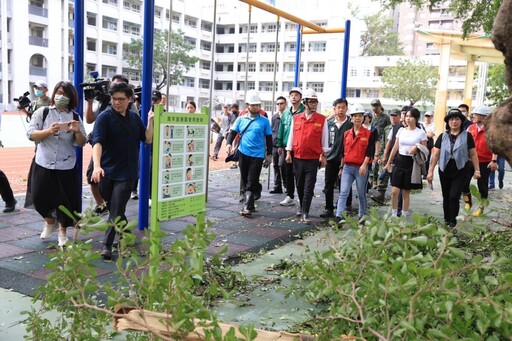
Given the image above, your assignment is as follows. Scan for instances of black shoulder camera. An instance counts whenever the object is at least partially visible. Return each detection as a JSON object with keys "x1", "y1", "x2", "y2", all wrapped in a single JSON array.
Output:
[
  {"x1": 14, "y1": 91, "x2": 34, "y2": 121},
  {"x1": 80, "y1": 71, "x2": 111, "y2": 110}
]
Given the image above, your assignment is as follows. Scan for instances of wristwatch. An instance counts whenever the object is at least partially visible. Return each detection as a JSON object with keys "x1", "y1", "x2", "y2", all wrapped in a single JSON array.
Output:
[{"x1": 492, "y1": 160, "x2": 497, "y2": 163}]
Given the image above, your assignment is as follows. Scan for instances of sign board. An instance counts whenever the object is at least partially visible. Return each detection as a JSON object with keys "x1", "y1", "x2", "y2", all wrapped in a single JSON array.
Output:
[{"x1": 151, "y1": 105, "x2": 208, "y2": 221}]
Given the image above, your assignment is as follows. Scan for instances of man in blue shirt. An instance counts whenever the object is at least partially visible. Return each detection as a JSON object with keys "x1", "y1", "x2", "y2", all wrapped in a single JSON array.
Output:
[
  {"x1": 226, "y1": 91, "x2": 272, "y2": 216},
  {"x1": 91, "y1": 82, "x2": 154, "y2": 260}
]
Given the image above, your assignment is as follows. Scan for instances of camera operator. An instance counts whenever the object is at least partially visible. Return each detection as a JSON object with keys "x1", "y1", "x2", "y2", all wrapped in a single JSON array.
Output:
[
  {"x1": 20, "y1": 81, "x2": 51, "y2": 120},
  {"x1": 85, "y1": 74, "x2": 138, "y2": 214}
]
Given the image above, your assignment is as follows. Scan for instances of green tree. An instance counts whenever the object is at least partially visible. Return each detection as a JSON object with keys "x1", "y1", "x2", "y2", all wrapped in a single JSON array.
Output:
[
  {"x1": 380, "y1": 0, "x2": 501, "y2": 37},
  {"x1": 486, "y1": 63, "x2": 508, "y2": 106},
  {"x1": 360, "y1": 12, "x2": 404, "y2": 56},
  {"x1": 381, "y1": 58, "x2": 438, "y2": 106},
  {"x1": 123, "y1": 29, "x2": 198, "y2": 86}
]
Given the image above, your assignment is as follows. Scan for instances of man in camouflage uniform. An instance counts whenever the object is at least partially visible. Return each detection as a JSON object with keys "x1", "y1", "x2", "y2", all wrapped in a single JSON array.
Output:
[{"x1": 369, "y1": 99, "x2": 391, "y2": 189}]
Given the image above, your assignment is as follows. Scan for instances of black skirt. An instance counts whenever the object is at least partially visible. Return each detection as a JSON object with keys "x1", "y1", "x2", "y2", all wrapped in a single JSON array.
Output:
[
  {"x1": 391, "y1": 154, "x2": 423, "y2": 190},
  {"x1": 27, "y1": 161, "x2": 81, "y2": 227}
]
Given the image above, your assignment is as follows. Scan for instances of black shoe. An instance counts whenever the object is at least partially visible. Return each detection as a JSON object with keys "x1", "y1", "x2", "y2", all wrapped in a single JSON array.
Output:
[
  {"x1": 269, "y1": 188, "x2": 283, "y2": 194},
  {"x1": 320, "y1": 210, "x2": 334, "y2": 218},
  {"x1": 94, "y1": 203, "x2": 108, "y2": 215},
  {"x1": 499, "y1": 180, "x2": 504, "y2": 189},
  {"x1": 3, "y1": 199, "x2": 17, "y2": 213},
  {"x1": 101, "y1": 245, "x2": 113, "y2": 260},
  {"x1": 370, "y1": 193, "x2": 386, "y2": 206}
]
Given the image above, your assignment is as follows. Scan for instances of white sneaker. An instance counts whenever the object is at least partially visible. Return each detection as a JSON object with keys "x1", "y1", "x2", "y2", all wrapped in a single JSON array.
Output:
[
  {"x1": 58, "y1": 230, "x2": 69, "y2": 247},
  {"x1": 40, "y1": 221, "x2": 58, "y2": 239},
  {"x1": 279, "y1": 196, "x2": 295, "y2": 206}
]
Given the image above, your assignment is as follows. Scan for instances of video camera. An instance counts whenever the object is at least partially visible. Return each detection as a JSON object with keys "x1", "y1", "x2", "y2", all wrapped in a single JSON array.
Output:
[
  {"x1": 14, "y1": 91, "x2": 34, "y2": 121},
  {"x1": 80, "y1": 71, "x2": 111, "y2": 107}
]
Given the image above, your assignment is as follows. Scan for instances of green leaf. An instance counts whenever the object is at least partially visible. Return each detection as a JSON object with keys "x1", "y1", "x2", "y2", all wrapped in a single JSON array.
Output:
[
  {"x1": 409, "y1": 235, "x2": 428, "y2": 245},
  {"x1": 448, "y1": 246, "x2": 466, "y2": 259}
]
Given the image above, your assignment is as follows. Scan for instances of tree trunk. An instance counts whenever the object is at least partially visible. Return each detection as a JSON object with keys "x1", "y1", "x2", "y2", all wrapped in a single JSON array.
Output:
[{"x1": 488, "y1": 0, "x2": 512, "y2": 165}]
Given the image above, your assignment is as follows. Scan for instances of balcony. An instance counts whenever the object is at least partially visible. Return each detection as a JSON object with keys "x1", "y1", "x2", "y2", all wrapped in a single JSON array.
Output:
[
  {"x1": 29, "y1": 36, "x2": 49, "y2": 47},
  {"x1": 29, "y1": 66, "x2": 47, "y2": 76},
  {"x1": 28, "y1": 5, "x2": 48, "y2": 17}
]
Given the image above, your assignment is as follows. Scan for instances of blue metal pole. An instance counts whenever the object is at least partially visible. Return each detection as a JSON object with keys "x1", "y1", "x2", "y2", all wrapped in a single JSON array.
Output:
[
  {"x1": 293, "y1": 24, "x2": 301, "y2": 87},
  {"x1": 341, "y1": 20, "x2": 351, "y2": 98},
  {"x1": 138, "y1": 0, "x2": 155, "y2": 230},
  {"x1": 74, "y1": 0, "x2": 84, "y2": 211}
]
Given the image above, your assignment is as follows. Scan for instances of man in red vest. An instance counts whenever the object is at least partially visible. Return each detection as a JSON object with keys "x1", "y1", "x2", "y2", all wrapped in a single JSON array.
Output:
[{"x1": 285, "y1": 88, "x2": 330, "y2": 224}]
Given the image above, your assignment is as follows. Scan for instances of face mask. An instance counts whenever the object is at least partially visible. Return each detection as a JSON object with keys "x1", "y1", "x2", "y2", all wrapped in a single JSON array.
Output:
[
  {"x1": 55, "y1": 94, "x2": 70, "y2": 107},
  {"x1": 35, "y1": 90, "x2": 44, "y2": 98}
]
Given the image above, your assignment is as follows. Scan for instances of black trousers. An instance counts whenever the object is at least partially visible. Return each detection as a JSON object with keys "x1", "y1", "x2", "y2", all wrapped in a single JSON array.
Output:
[
  {"x1": 324, "y1": 160, "x2": 351, "y2": 211},
  {"x1": 99, "y1": 177, "x2": 134, "y2": 247},
  {"x1": 272, "y1": 147, "x2": 286, "y2": 190},
  {"x1": 463, "y1": 162, "x2": 491, "y2": 203},
  {"x1": 439, "y1": 165, "x2": 469, "y2": 226},
  {"x1": 0, "y1": 170, "x2": 15, "y2": 205},
  {"x1": 293, "y1": 158, "x2": 319, "y2": 215},
  {"x1": 239, "y1": 152, "x2": 264, "y2": 194},
  {"x1": 283, "y1": 152, "x2": 295, "y2": 199}
]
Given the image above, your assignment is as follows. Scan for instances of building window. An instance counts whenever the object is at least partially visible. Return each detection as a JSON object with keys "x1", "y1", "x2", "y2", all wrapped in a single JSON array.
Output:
[
  {"x1": 185, "y1": 16, "x2": 197, "y2": 28},
  {"x1": 309, "y1": 41, "x2": 326, "y2": 52},
  {"x1": 200, "y1": 60, "x2": 210, "y2": 70},
  {"x1": 200, "y1": 40, "x2": 211, "y2": 51},
  {"x1": 260, "y1": 43, "x2": 277, "y2": 53},
  {"x1": 311, "y1": 20, "x2": 328, "y2": 27},
  {"x1": 102, "y1": 0, "x2": 117, "y2": 5},
  {"x1": 363, "y1": 68, "x2": 371, "y2": 77},
  {"x1": 250, "y1": 24, "x2": 257, "y2": 33},
  {"x1": 102, "y1": 42, "x2": 117, "y2": 55},
  {"x1": 366, "y1": 89, "x2": 379, "y2": 98},
  {"x1": 285, "y1": 22, "x2": 297, "y2": 31},
  {"x1": 201, "y1": 21, "x2": 212, "y2": 32},
  {"x1": 184, "y1": 77, "x2": 195, "y2": 87},
  {"x1": 248, "y1": 63, "x2": 256, "y2": 72},
  {"x1": 308, "y1": 62, "x2": 325, "y2": 72},
  {"x1": 259, "y1": 81, "x2": 277, "y2": 92},
  {"x1": 123, "y1": 22, "x2": 140, "y2": 36},
  {"x1": 249, "y1": 44, "x2": 257, "y2": 53},
  {"x1": 103, "y1": 17, "x2": 118, "y2": 31},
  {"x1": 307, "y1": 82, "x2": 324, "y2": 93},
  {"x1": 184, "y1": 36, "x2": 196, "y2": 47},
  {"x1": 199, "y1": 79, "x2": 210, "y2": 89},
  {"x1": 346, "y1": 89, "x2": 361, "y2": 98},
  {"x1": 87, "y1": 39, "x2": 96, "y2": 51},
  {"x1": 262, "y1": 23, "x2": 277, "y2": 33},
  {"x1": 350, "y1": 68, "x2": 357, "y2": 77},
  {"x1": 285, "y1": 42, "x2": 305, "y2": 52},
  {"x1": 259, "y1": 63, "x2": 275, "y2": 73},
  {"x1": 154, "y1": 7, "x2": 162, "y2": 18},
  {"x1": 172, "y1": 12, "x2": 181, "y2": 23},
  {"x1": 87, "y1": 12, "x2": 96, "y2": 26}
]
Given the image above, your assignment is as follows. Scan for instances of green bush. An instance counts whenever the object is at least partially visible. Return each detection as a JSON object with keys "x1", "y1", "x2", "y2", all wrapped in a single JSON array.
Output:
[{"x1": 287, "y1": 210, "x2": 512, "y2": 340}]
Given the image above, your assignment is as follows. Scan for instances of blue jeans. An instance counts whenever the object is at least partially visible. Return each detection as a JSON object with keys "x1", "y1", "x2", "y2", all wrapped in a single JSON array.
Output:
[
  {"x1": 336, "y1": 164, "x2": 368, "y2": 219},
  {"x1": 489, "y1": 155, "x2": 505, "y2": 187}
]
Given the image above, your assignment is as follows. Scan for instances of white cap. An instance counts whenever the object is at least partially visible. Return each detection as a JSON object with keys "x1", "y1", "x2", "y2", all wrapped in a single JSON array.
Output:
[
  {"x1": 303, "y1": 88, "x2": 318, "y2": 100},
  {"x1": 350, "y1": 104, "x2": 365, "y2": 115},
  {"x1": 289, "y1": 87, "x2": 303, "y2": 97},
  {"x1": 34, "y1": 80, "x2": 48, "y2": 89},
  {"x1": 424, "y1": 111, "x2": 433, "y2": 117},
  {"x1": 472, "y1": 105, "x2": 491, "y2": 116},
  {"x1": 246, "y1": 91, "x2": 262, "y2": 105}
]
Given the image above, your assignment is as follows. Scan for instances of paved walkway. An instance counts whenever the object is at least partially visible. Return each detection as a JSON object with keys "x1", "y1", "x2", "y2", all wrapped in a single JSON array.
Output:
[{"x1": 1, "y1": 165, "x2": 511, "y2": 298}]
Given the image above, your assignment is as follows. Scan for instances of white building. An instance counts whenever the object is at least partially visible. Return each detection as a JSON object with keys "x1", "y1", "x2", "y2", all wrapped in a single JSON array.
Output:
[{"x1": 0, "y1": 0, "x2": 480, "y2": 116}]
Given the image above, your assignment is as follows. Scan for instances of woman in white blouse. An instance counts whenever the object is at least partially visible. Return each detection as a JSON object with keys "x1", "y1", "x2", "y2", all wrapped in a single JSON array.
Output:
[
  {"x1": 26, "y1": 81, "x2": 87, "y2": 247},
  {"x1": 384, "y1": 107, "x2": 427, "y2": 218}
]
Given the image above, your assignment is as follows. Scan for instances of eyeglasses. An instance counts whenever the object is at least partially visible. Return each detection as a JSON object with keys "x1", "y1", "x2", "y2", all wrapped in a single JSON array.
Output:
[
  {"x1": 112, "y1": 97, "x2": 128, "y2": 103},
  {"x1": 276, "y1": 102, "x2": 286, "y2": 105}
]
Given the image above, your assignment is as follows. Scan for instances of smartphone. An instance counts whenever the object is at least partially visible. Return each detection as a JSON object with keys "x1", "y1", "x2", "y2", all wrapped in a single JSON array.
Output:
[
  {"x1": 428, "y1": 182, "x2": 433, "y2": 190},
  {"x1": 57, "y1": 122, "x2": 69, "y2": 131}
]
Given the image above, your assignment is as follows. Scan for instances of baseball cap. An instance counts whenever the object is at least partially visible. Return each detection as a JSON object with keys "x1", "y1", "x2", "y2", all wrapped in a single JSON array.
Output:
[
  {"x1": 34, "y1": 80, "x2": 48, "y2": 89},
  {"x1": 152, "y1": 90, "x2": 162, "y2": 101},
  {"x1": 390, "y1": 109, "x2": 400, "y2": 116},
  {"x1": 371, "y1": 99, "x2": 381, "y2": 107},
  {"x1": 424, "y1": 111, "x2": 433, "y2": 117}
]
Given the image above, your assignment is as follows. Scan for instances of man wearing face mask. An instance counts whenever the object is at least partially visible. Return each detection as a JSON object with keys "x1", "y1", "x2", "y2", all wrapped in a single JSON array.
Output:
[
  {"x1": 225, "y1": 91, "x2": 272, "y2": 216},
  {"x1": 22, "y1": 81, "x2": 51, "y2": 119}
]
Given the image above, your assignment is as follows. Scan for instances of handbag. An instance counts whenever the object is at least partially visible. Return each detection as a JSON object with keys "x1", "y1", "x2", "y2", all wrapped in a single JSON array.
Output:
[{"x1": 225, "y1": 117, "x2": 256, "y2": 163}]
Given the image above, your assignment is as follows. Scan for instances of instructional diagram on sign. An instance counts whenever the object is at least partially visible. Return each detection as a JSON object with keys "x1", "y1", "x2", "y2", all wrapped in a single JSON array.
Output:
[{"x1": 154, "y1": 112, "x2": 208, "y2": 220}]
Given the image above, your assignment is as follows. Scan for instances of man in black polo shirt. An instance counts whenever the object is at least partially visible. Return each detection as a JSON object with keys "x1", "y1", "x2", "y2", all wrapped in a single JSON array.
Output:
[{"x1": 91, "y1": 82, "x2": 154, "y2": 260}]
